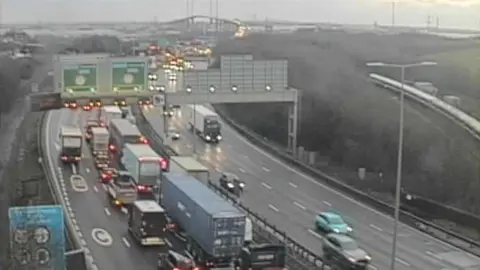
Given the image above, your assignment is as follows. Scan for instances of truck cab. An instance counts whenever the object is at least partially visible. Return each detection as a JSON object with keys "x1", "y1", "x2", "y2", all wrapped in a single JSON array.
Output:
[
  {"x1": 59, "y1": 126, "x2": 83, "y2": 164},
  {"x1": 128, "y1": 200, "x2": 169, "y2": 246},
  {"x1": 106, "y1": 171, "x2": 137, "y2": 206},
  {"x1": 237, "y1": 243, "x2": 286, "y2": 270}
]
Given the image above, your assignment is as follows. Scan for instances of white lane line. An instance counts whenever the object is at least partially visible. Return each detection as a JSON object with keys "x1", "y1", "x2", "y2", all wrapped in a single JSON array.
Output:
[
  {"x1": 425, "y1": 251, "x2": 442, "y2": 260},
  {"x1": 262, "y1": 166, "x2": 270, "y2": 172},
  {"x1": 122, "y1": 237, "x2": 131, "y2": 248},
  {"x1": 104, "y1": 208, "x2": 111, "y2": 216},
  {"x1": 165, "y1": 238, "x2": 172, "y2": 247},
  {"x1": 102, "y1": 184, "x2": 107, "y2": 191},
  {"x1": 93, "y1": 186, "x2": 98, "y2": 193},
  {"x1": 395, "y1": 257, "x2": 410, "y2": 266},
  {"x1": 322, "y1": 201, "x2": 332, "y2": 206},
  {"x1": 120, "y1": 207, "x2": 128, "y2": 214},
  {"x1": 289, "y1": 182, "x2": 298, "y2": 188},
  {"x1": 262, "y1": 182, "x2": 272, "y2": 190},
  {"x1": 308, "y1": 229, "x2": 323, "y2": 239},
  {"x1": 86, "y1": 168, "x2": 90, "y2": 173},
  {"x1": 369, "y1": 224, "x2": 383, "y2": 232},
  {"x1": 239, "y1": 168, "x2": 246, "y2": 173},
  {"x1": 268, "y1": 204, "x2": 279, "y2": 212},
  {"x1": 71, "y1": 164, "x2": 77, "y2": 174},
  {"x1": 293, "y1": 201, "x2": 307, "y2": 210}
]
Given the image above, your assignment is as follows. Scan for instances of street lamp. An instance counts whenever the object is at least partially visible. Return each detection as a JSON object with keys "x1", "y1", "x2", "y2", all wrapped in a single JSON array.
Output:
[
  {"x1": 265, "y1": 84, "x2": 272, "y2": 91},
  {"x1": 209, "y1": 85, "x2": 216, "y2": 93},
  {"x1": 366, "y1": 60, "x2": 437, "y2": 270},
  {"x1": 231, "y1": 85, "x2": 238, "y2": 92}
]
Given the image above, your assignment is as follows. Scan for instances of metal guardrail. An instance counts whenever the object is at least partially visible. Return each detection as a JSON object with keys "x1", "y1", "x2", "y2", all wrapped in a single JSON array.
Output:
[
  {"x1": 37, "y1": 111, "x2": 87, "y2": 269},
  {"x1": 134, "y1": 106, "x2": 324, "y2": 269},
  {"x1": 213, "y1": 107, "x2": 480, "y2": 255}
]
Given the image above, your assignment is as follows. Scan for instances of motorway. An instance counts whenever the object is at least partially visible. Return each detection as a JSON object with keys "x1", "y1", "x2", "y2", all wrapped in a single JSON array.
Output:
[
  {"x1": 139, "y1": 72, "x2": 480, "y2": 269},
  {"x1": 44, "y1": 109, "x2": 186, "y2": 270}
]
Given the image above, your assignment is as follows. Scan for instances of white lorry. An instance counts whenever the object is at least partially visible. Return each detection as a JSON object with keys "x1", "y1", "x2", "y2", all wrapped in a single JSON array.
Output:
[
  {"x1": 101, "y1": 106, "x2": 123, "y2": 127},
  {"x1": 168, "y1": 156, "x2": 210, "y2": 183},
  {"x1": 187, "y1": 104, "x2": 222, "y2": 143},
  {"x1": 91, "y1": 127, "x2": 109, "y2": 168},
  {"x1": 59, "y1": 126, "x2": 83, "y2": 164},
  {"x1": 120, "y1": 144, "x2": 167, "y2": 189}
]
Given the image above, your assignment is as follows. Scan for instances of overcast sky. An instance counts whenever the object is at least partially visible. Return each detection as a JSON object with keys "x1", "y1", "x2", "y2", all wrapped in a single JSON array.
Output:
[{"x1": 3, "y1": 0, "x2": 480, "y2": 29}]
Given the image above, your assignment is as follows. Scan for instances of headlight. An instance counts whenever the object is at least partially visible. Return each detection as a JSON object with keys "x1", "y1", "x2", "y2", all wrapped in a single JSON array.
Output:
[
  {"x1": 227, "y1": 183, "x2": 234, "y2": 188},
  {"x1": 217, "y1": 135, "x2": 222, "y2": 140},
  {"x1": 365, "y1": 255, "x2": 371, "y2": 261},
  {"x1": 205, "y1": 135, "x2": 211, "y2": 140},
  {"x1": 239, "y1": 183, "x2": 245, "y2": 188},
  {"x1": 333, "y1": 228, "x2": 340, "y2": 233},
  {"x1": 348, "y1": 257, "x2": 355, "y2": 263},
  {"x1": 347, "y1": 226, "x2": 353, "y2": 232}
]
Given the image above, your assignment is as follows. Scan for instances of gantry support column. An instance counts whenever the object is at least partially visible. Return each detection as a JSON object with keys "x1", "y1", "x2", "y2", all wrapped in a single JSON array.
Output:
[{"x1": 287, "y1": 89, "x2": 299, "y2": 156}]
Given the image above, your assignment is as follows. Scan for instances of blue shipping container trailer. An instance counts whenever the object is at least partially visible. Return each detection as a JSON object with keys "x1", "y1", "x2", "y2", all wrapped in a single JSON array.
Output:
[{"x1": 161, "y1": 173, "x2": 246, "y2": 267}]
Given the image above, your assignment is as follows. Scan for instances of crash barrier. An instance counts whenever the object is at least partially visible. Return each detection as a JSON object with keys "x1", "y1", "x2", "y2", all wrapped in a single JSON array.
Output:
[
  {"x1": 213, "y1": 107, "x2": 480, "y2": 255},
  {"x1": 207, "y1": 180, "x2": 324, "y2": 270},
  {"x1": 134, "y1": 106, "x2": 325, "y2": 269},
  {"x1": 38, "y1": 112, "x2": 88, "y2": 270}
]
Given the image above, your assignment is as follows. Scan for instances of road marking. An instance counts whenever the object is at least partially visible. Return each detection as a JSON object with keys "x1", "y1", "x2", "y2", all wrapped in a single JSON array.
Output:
[
  {"x1": 122, "y1": 237, "x2": 130, "y2": 248},
  {"x1": 425, "y1": 251, "x2": 442, "y2": 260},
  {"x1": 262, "y1": 166, "x2": 270, "y2": 172},
  {"x1": 395, "y1": 257, "x2": 410, "y2": 266},
  {"x1": 102, "y1": 184, "x2": 107, "y2": 191},
  {"x1": 104, "y1": 208, "x2": 111, "y2": 216},
  {"x1": 289, "y1": 182, "x2": 298, "y2": 188},
  {"x1": 91, "y1": 228, "x2": 113, "y2": 246},
  {"x1": 322, "y1": 201, "x2": 332, "y2": 206},
  {"x1": 70, "y1": 175, "x2": 88, "y2": 192},
  {"x1": 262, "y1": 182, "x2": 272, "y2": 190},
  {"x1": 86, "y1": 168, "x2": 90, "y2": 173},
  {"x1": 239, "y1": 168, "x2": 246, "y2": 173},
  {"x1": 165, "y1": 238, "x2": 172, "y2": 247},
  {"x1": 120, "y1": 207, "x2": 128, "y2": 214},
  {"x1": 293, "y1": 201, "x2": 307, "y2": 210},
  {"x1": 70, "y1": 164, "x2": 78, "y2": 174},
  {"x1": 308, "y1": 229, "x2": 323, "y2": 239},
  {"x1": 93, "y1": 186, "x2": 98, "y2": 193},
  {"x1": 268, "y1": 204, "x2": 279, "y2": 212},
  {"x1": 369, "y1": 224, "x2": 383, "y2": 232}
]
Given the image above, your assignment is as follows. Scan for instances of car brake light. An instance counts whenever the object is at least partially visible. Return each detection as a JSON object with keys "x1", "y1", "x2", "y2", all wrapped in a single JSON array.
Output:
[
  {"x1": 137, "y1": 185, "x2": 146, "y2": 191},
  {"x1": 71, "y1": 103, "x2": 77, "y2": 108},
  {"x1": 192, "y1": 267, "x2": 200, "y2": 270},
  {"x1": 109, "y1": 144, "x2": 116, "y2": 151},
  {"x1": 160, "y1": 158, "x2": 168, "y2": 170},
  {"x1": 101, "y1": 173, "x2": 107, "y2": 179},
  {"x1": 173, "y1": 268, "x2": 180, "y2": 270}
]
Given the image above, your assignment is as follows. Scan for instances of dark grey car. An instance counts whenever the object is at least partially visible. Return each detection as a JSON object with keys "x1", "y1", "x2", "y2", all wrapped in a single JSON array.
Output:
[{"x1": 322, "y1": 233, "x2": 371, "y2": 269}]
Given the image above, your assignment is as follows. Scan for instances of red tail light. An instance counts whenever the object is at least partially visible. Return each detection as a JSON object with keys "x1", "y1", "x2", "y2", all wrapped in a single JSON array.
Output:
[
  {"x1": 166, "y1": 223, "x2": 175, "y2": 229},
  {"x1": 109, "y1": 144, "x2": 116, "y2": 151},
  {"x1": 100, "y1": 122, "x2": 106, "y2": 127},
  {"x1": 139, "y1": 136, "x2": 149, "y2": 144},
  {"x1": 160, "y1": 158, "x2": 168, "y2": 170},
  {"x1": 173, "y1": 268, "x2": 180, "y2": 270},
  {"x1": 101, "y1": 173, "x2": 107, "y2": 179}
]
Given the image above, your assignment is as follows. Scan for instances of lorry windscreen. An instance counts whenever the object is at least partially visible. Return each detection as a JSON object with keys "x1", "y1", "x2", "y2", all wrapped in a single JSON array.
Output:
[
  {"x1": 62, "y1": 137, "x2": 82, "y2": 148},
  {"x1": 142, "y1": 212, "x2": 167, "y2": 236},
  {"x1": 123, "y1": 135, "x2": 141, "y2": 144}
]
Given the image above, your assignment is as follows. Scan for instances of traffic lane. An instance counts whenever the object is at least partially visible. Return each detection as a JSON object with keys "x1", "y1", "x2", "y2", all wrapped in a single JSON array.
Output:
[
  {"x1": 145, "y1": 109, "x2": 454, "y2": 268},
  {"x1": 77, "y1": 111, "x2": 188, "y2": 266}
]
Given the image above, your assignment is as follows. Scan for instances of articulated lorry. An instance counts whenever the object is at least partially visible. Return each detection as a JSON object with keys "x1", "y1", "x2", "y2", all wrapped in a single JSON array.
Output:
[
  {"x1": 59, "y1": 126, "x2": 83, "y2": 164},
  {"x1": 187, "y1": 105, "x2": 222, "y2": 143},
  {"x1": 168, "y1": 156, "x2": 209, "y2": 183},
  {"x1": 161, "y1": 173, "x2": 246, "y2": 269}
]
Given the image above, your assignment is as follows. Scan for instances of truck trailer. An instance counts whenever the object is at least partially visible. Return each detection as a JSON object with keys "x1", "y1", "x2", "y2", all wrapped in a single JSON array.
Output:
[
  {"x1": 59, "y1": 126, "x2": 83, "y2": 164},
  {"x1": 101, "y1": 106, "x2": 123, "y2": 127},
  {"x1": 168, "y1": 156, "x2": 209, "y2": 183},
  {"x1": 91, "y1": 127, "x2": 110, "y2": 168},
  {"x1": 161, "y1": 173, "x2": 246, "y2": 268},
  {"x1": 187, "y1": 105, "x2": 222, "y2": 143},
  {"x1": 128, "y1": 200, "x2": 169, "y2": 247},
  {"x1": 121, "y1": 144, "x2": 167, "y2": 188}
]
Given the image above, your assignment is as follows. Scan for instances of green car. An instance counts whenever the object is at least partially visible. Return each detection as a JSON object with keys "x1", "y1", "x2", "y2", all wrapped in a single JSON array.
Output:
[{"x1": 315, "y1": 212, "x2": 353, "y2": 235}]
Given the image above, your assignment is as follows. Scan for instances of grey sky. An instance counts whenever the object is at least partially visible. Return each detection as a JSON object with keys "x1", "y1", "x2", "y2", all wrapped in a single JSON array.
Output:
[{"x1": 3, "y1": 0, "x2": 480, "y2": 29}]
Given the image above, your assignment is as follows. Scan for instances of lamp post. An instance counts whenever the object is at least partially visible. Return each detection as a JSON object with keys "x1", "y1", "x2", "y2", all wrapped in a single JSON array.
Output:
[{"x1": 366, "y1": 61, "x2": 437, "y2": 270}]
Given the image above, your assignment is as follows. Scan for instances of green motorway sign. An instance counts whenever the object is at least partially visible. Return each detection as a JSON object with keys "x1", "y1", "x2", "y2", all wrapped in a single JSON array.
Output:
[
  {"x1": 63, "y1": 64, "x2": 97, "y2": 93},
  {"x1": 111, "y1": 61, "x2": 146, "y2": 91}
]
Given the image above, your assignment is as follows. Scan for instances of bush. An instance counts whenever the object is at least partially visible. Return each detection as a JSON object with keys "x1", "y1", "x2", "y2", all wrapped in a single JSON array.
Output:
[{"x1": 213, "y1": 31, "x2": 480, "y2": 214}]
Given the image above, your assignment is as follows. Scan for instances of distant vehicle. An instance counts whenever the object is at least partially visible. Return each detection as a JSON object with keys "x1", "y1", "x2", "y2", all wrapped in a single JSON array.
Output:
[
  {"x1": 161, "y1": 173, "x2": 246, "y2": 268},
  {"x1": 101, "y1": 106, "x2": 123, "y2": 127},
  {"x1": 106, "y1": 171, "x2": 137, "y2": 206},
  {"x1": 187, "y1": 105, "x2": 222, "y2": 143},
  {"x1": 237, "y1": 243, "x2": 286, "y2": 270},
  {"x1": 167, "y1": 128, "x2": 180, "y2": 140},
  {"x1": 315, "y1": 212, "x2": 352, "y2": 235},
  {"x1": 108, "y1": 119, "x2": 146, "y2": 154},
  {"x1": 168, "y1": 73, "x2": 177, "y2": 81},
  {"x1": 100, "y1": 167, "x2": 118, "y2": 183},
  {"x1": 128, "y1": 200, "x2": 170, "y2": 246},
  {"x1": 90, "y1": 127, "x2": 109, "y2": 168},
  {"x1": 163, "y1": 105, "x2": 174, "y2": 117},
  {"x1": 322, "y1": 233, "x2": 371, "y2": 269},
  {"x1": 59, "y1": 126, "x2": 82, "y2": 164},
  {"x1": 85, "y1": 119, "x2": 101, "y2": 142},
  {"x1": 157, "y1": 250, "x2": 198, "y2": 270},
  {"x1": 219, "y1": 172, "x2": 245, "y2": 194}
]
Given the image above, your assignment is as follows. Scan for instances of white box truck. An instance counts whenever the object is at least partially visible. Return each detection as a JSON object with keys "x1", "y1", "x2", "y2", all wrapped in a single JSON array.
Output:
[
  {"x1": 169, "y1": 156, "x2": 209, "y2": 183},
  {"x1": 187, "y1": 104, "x2": 222, "y2": 143},
  {"x1": 101, "y1": 106, "x2": 123, "y2": 127},
  {"x1": 121, "y1": 144, "x2": 167, "y2": 188},
  {"x1": 91, "y1": 127, "x2": 109, "y2": 168}
]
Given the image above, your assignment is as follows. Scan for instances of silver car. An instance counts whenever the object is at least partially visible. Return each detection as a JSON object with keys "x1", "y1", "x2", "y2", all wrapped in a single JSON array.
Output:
[
  {"x1": 168, "y1": 128, "x2": 180, "y2": 140},
  {"x1": 322, "y1": 233, "x2": 371, "y2": 269}
]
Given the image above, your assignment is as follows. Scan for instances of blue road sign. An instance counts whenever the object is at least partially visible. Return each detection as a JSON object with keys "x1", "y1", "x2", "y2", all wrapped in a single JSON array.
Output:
[{"x1": 9, "y1": 205, "x2": 65, "y2": 270}]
